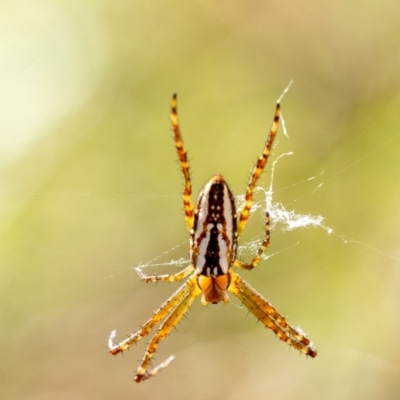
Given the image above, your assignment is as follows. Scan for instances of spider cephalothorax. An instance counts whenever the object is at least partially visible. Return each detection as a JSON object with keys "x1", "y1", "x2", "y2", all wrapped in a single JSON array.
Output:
[{"x1": 108, "y1": 92, "x2": 317, "y2": 382}]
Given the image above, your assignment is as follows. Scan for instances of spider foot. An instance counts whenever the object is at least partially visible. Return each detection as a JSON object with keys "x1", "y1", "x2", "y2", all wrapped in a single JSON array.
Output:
[
  {"x1": 108, "y1": 329, "x2": 137, "y2": 355},
  {"x1": 134, "y1": 355, "x2": 175, "y2": 383},
  {"x1": 136, "y1": 267, "x2": 153, "y2": 283},
  {"x1": 108, "y1": 329, "x2": 119, "y2": 354}
]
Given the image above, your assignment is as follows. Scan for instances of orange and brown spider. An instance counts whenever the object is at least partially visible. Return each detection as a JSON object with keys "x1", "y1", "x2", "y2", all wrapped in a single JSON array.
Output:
[{"x1": 108, "y1": 89, "x2": 317, "y2": 382}]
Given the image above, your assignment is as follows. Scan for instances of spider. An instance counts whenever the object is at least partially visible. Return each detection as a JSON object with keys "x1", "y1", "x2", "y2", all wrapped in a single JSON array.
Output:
[{"x1": 108, "y1": 89, "x2": 317, "y2": 382}]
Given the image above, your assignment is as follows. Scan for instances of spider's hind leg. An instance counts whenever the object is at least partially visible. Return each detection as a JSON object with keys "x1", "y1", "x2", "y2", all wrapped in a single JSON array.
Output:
[
  {"x1": 234, "y1": 211, "x2": 271, "y2": 271},
  {"x1": 171, "y1": 94, "x2": 195, "y2": 231},
  {"x1": 237, "y1": 101, "x2": 281, "y2": 235}
]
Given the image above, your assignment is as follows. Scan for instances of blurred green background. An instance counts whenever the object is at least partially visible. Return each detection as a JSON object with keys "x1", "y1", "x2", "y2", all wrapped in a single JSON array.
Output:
[{"x1": 1, "y1": 0, "x2": 400, "y2": 399}]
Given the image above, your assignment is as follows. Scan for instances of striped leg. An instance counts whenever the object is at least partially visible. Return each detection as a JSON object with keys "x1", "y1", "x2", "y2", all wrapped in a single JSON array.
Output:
[
  {"x1": 237, "y1": 102, "x2": 281, "y2": 235},
  {"x1": 228, "y1": 271, "x2": 317, "y2": 357},
  {"x1": 234, "y1": 212, "x2": 271, "y2": 270},
  {"x1": 171, "y1": 94, "x2": 195, "y2": 231},
  {"x1": 134, "y1": 276, "x2": 201, "y2": 382},
  {"x1": 108, "y1": 277, "x2": 195, "y2": 356},
  {"x1": 136, "y1": 265, "x2": 195, "y2": 283}
]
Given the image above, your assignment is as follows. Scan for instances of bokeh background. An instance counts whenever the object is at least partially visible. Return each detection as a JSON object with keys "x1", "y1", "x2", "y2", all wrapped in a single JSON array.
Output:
[{"x1": 1, "y1": 1, "x2": 400, "y2": 399}]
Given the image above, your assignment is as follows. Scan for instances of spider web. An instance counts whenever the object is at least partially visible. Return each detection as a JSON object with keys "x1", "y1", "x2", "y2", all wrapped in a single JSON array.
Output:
[
  {"x1": 134, "y1": 96, "x2": 400, "y2": 274},
  {"x1": 2, "y1": 85, "x2": 400, "y2": 400},
  {"x1": 136, "y1": 110, "x2": 331, "y2": 273},
  {"x1": 136, "y1": 173, "x2": 329, "y2": 273}
]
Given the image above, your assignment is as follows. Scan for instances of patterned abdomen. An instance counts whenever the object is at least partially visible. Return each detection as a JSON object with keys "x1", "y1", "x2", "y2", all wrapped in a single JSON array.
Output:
[{"x1": 190, "y1": 175, "x2": 238, "y2": 277}]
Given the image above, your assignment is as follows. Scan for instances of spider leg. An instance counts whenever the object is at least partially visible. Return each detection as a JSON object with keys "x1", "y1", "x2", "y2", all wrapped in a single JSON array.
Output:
[
  {"x1": 134, "y1": 275, "x2": 201, "y2": 382},
  {"x1": 234, "y1": 212, "x2": 270, "y2": 270},
  {"x1": 171, "y1": 94, "x2": 195, "y2": 231},
  {"x1": 136, "y1": 264, "x2": 195, "y2": 283},
  {"x1": 108, "y1": 272, "x2": 195, "y2": 355},
  {"x1": 139, "y1": 355, "x2": 175, "y2": 381},
  {"x1": 237, "y1": 101, "x2": 281, "y2": 236},
  {"x1": 228, "y1": 271, "x2": 317, "y2": 357}
]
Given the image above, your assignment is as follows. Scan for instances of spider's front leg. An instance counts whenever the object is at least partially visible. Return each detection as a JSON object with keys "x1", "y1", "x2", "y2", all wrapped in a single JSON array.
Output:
[
  {"x1": 136, "y1": 264, "x2": 194, "y2": 283},
  {"x1": 108, "y1": 276, "x2": 194, "y2": 356},
  {"x1": 228, "y1": 271, "x2": 317, "y2": 357},
  {"x1": 134, "y1": 275, "x2": 201, "y2": 382}
]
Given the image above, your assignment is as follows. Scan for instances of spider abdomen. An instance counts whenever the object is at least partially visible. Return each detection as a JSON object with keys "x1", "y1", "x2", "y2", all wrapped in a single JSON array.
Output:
[{"x1": 190, "y1": 175, "x2": 238, "y2": 278}]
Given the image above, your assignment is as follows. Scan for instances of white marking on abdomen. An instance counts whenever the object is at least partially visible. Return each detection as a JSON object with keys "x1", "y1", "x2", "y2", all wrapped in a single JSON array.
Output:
[{"x1": 223, "y1": 184, "x2": 233, "y2": 246}]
